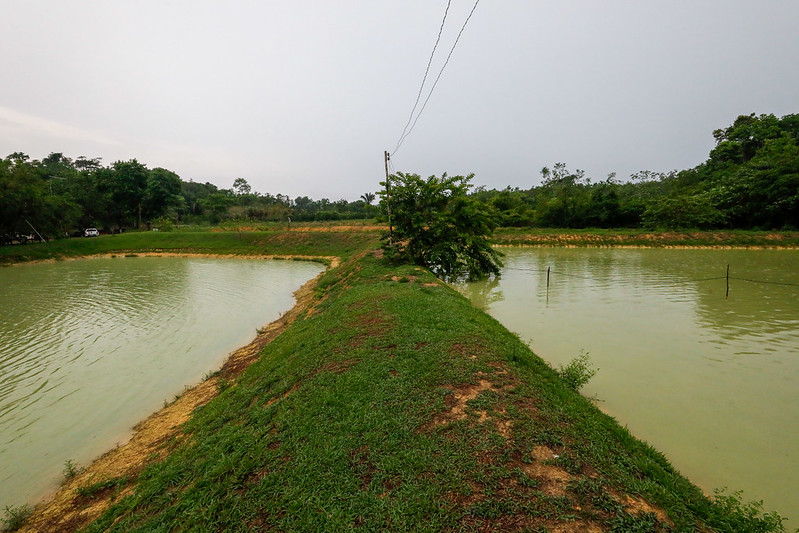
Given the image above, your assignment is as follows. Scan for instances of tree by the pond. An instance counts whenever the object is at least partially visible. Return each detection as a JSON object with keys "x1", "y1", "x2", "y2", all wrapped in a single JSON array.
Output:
[{"x1": 379, "y1": 172, "x2": 502, "y2": 281}]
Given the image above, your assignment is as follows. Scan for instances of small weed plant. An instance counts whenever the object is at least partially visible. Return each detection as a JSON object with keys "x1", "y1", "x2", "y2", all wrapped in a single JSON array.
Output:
[
  {"x1": 63, "y1": 459, "x2": 82, "y2": 480},
  {"x1": 558, "y1": 350, "x2": 597, "y2": 391},
  {"x1": 2, "y1": 504, "x2": 32, "y2": 532}
]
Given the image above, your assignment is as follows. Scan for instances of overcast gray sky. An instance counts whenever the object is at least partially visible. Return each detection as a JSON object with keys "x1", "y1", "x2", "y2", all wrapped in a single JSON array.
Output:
[{"x1": 2, "y1": 1, "x2": 797, "y2": 200}]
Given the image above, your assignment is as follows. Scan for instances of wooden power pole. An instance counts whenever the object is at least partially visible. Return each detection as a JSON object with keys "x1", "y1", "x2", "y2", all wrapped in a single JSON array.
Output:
[{"x1": 384, "y1": 151, "x2": 393, "y2": 243}]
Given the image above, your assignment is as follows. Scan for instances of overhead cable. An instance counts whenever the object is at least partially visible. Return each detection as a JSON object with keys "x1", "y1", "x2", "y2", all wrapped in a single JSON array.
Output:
[
  {"x1": 393, "y1": 0, "x2": 452, "y2": 156},
  {"x1": 393, "y1": 0, "x2": 482, "y2": 156}
]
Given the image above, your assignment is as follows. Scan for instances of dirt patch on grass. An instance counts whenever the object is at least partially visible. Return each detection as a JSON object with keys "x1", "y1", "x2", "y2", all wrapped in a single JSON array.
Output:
[
  {"x1": 522, "y1": 446, "x2": 572, "y2": 497},
  {"x1": 343, "y1": 308, "x2": 392, "y2": 349},
  {"x1": 427, "y1": 380, "x2": 494, "y2": 429},
  {"x1": 16, "y1": 265, "x2": 330, "y2": 533},
  {"x1": 617, "y1": 493, "x2": 672, "y2": 525},
  {"x1": 427, "y1": 366, "x2": 673, "y2": 532},
  {"x1": 449, "y1": 340, "x2": 490, "y2": 360},
  {"x1": 321, "y1": 359, "x2": 359, "y2": 375}
]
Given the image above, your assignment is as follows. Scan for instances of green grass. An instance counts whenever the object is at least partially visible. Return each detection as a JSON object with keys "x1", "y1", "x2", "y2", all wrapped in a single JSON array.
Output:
[
  {"x1": 75, "y1": 477, "x2": 130, "y2": 500},
  {"x1": 0, "y1": 229, "x2": 378, "y2": 265},
  {"x1": 4, "y1": 227, "x2": 797, "y2": 265},
  {"x1": 74, "y1": 249, "x2": 784, "y2": 532}
]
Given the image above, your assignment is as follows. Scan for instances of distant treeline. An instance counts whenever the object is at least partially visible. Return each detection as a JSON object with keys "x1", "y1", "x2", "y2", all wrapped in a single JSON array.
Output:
[
  {"x1": 0, "y1": 155, "x2": 376, "y2": 243},
  {"x1": 470, "y1": 112, "x2": 799, "y2": 230},
  {"x1": 2, "y1": 112, "x2": 797, "y2": 244}
]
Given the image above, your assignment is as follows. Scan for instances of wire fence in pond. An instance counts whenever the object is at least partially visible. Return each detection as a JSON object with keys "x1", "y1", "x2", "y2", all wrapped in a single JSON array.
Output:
[{"x1": 501, "y1": 265, "x2": 799, "y2": 288}]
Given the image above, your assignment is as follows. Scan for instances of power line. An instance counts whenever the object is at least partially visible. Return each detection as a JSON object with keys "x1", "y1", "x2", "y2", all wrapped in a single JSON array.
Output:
[
  {"x1": 392, "y1": 0, "x2": 452, "y2": 156},
  {"x1": 393, "y1": 0, "x2": 482, "y2": 156}
]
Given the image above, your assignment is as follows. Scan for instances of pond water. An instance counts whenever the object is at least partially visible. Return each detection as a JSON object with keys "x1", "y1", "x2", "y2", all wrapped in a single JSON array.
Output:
[
  {"x1": 454, "y1": 247, "x2": 799, "y2": 524},
  {"x1": 0, "y1": 256, "x2": 323, "y2": 509}
]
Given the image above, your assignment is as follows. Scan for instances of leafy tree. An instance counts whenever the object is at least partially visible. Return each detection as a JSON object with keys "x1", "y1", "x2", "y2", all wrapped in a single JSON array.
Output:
[
  {"x1": 641, "y1": 192, "x2": 727, "y2": 229},
  {"x1": 180, "y1": 180, "x2": 218, "y2": 218},
  {"x1": 379, "y1": 172, "x2": 502, "y2": 281},
  {"x1": 73, "y1": 156, "x2": 102, "y2": 172},
  {"x1": 585, "y1": 182, "x2": 622, "y2": 228},
  {"x1": 535, "y1": 164, "x2": 592, "y2": 228},
  {"x1": 489, "y1": 187, "x2": 535, "y2": 227},
  {"x1": 232, "y1": 177, "x2": 251, "y2": 196},
  {"x1": 0, "y1": 153, "x2": 80, "y2": 240},
  {"x1": 109, "y1": 159, "x2": 149, "y2": 228},
  {"x1": 143, "y1": 168, "x2": 183, "y2": 222},
  {"x1": 200, "y1": 191, "x2": 235, "y2": 224},
  {"x1": 712, "y1": 113, "x2": 783, "y2": 164}
]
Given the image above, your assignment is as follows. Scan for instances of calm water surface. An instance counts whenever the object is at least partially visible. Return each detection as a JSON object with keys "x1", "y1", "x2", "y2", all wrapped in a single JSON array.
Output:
[
  {"x1": 455, "y1": 247, "x2": 799, "y2": 524},
  {"x1": 0, "y1": 256, "x2": 322, "y2": 509}
]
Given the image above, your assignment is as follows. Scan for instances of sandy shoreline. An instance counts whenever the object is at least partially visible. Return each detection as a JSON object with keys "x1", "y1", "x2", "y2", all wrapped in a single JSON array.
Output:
[{"x1": 16, "y1": 255, "x2": 335, "y2": 533}]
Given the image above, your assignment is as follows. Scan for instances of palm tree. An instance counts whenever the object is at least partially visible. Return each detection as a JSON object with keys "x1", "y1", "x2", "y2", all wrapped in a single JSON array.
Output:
[{"x1": 360, "y1": 192, "x2": 376, "y2": 205}]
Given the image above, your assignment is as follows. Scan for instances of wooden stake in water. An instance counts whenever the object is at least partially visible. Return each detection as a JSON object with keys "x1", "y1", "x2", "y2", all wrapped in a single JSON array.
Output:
[
  {"x1": 726, "y1": 264, "x2": 730, "y2": 299},
  {"x1": 546, "y1": 266, "x2": 551, "y2": 303}
]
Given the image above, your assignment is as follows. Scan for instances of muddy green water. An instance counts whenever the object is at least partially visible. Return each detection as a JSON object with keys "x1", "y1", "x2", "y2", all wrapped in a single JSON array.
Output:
[
  {"x1": 0, "y1": 256, "x2": 323, "y2": 510},
  {"x1": 455, "y1": 247, "x2": 799, "y2": 524}
]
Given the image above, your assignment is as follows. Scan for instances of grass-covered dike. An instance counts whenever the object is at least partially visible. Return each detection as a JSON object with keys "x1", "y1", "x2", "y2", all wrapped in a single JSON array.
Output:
[{"x1": 4, "y1": 230, "x2": 789, "y2": 532}]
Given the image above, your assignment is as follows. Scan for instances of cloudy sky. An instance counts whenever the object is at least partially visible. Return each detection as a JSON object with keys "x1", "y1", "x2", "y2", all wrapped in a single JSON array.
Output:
[{"x1": 2, "y1": 1, "x2": 797, "y2": 200}]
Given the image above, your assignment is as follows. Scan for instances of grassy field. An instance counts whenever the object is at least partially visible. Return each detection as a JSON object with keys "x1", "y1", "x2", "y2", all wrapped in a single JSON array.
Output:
[
  {"x1": 4, "y1": 230, "x2": 788, "y2": 531},
  {"x1": 3, "y1": 226, "x2": 798, "y2": 266},
  {"x1": 0, "y1": 229, "x2": 376, "y2": 265}
]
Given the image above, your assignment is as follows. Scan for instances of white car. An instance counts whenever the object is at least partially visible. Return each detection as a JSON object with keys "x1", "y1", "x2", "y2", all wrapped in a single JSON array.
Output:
[{"x1": 84, "y1": 228, "x2": 100, "y2": 237}]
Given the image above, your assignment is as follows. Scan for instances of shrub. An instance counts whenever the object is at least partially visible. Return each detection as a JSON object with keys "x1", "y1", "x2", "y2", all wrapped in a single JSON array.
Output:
[
  {"x1": 558, "y1": 351, "x2": 598, "y2": 391},
  {"x1": 2, "y1": 505, "x2": 32, "y2": 532}
]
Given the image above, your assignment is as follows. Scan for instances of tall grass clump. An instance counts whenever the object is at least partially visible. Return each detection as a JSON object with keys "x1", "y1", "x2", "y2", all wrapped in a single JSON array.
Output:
[{"x1": 558, "y1": 350, "x2": 597, "y2": 391}]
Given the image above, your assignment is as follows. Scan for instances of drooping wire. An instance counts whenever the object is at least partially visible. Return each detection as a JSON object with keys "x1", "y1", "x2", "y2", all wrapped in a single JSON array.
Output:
[
  {"x1": 392, "y1": 0, "x2": 452, "y2": 156},
  {"x1": 501, "y1": 267, "x2": 799, "y2": 288},
  {"x1": 393, "y1": 0, "x2": 482, "y2": 156}
]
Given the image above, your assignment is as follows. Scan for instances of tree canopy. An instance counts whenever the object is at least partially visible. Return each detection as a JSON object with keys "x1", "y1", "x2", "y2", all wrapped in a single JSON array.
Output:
[
  {"x1": 0, "y1": 153, "x2": 379, "y2": 242},
  {"x1": 470, "y1": 112, "x2": 799, "y2": 231},
  {"x1": 2, "y1": 112, "x2": 797, "y2": 245},
  {"x1": 379, "y1": 172, "x2": 503, "y2": 281}
]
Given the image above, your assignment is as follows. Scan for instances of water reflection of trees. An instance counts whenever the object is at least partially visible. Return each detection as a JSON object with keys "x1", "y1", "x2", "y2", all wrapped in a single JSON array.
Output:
[{"x1": 456, "y1": 276, "x2": 504, "y2": 309}]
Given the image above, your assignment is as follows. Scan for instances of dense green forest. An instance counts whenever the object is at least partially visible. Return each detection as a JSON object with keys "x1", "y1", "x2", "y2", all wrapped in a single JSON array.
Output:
[
  {"x1": 471, "y1": 112, "x2": 799, "y2": 230},
  {"x1": 2, "y1": 112, "x2": 797, "y2": 244},
  {"x1": 0, "y1": 154, "x2": 376, "y2": 244}
]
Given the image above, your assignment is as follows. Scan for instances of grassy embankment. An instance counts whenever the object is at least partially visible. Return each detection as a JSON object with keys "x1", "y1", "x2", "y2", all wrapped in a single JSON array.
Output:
[
  {"x1": 492, "y1": 228, "x2": 799, "y2": 248},
  {"x1": 0, "y1": 228, "x2": 378, "y2": 265},
  {"x1": 5, "y1": 229, "x2": 786, "y2": 532}
]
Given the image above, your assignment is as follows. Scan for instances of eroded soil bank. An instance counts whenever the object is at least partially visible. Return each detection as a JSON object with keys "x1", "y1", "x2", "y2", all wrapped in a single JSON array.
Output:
[{"x1": 492, "y1": 229, "x2": 799, "y2": 248}]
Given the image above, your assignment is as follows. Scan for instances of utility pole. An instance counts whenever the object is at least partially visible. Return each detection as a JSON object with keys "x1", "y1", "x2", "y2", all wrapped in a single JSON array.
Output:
[{"x1": 384, "y1": 151, "x2": 393, "y2": 244}]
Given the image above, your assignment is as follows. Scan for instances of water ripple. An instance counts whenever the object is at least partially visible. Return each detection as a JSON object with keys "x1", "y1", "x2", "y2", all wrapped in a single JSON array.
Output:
[{"x1": 0, "y1": 256, "x2": 322, "y2": 509}]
